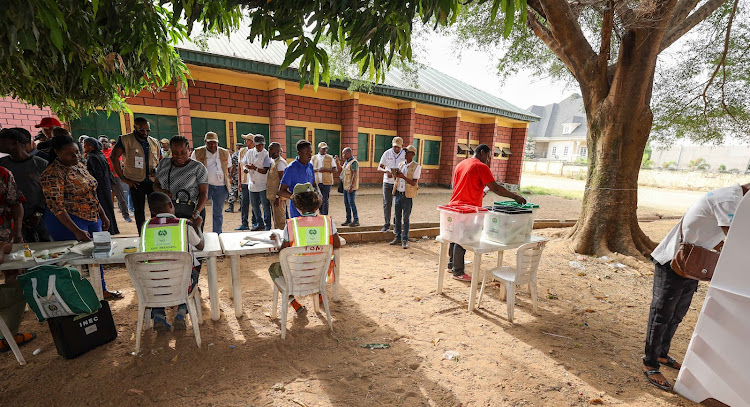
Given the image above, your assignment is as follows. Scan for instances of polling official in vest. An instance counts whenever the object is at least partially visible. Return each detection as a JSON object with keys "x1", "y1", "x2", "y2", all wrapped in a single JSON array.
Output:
[
  {"x1": 141, "y1": 192, "x2": 205, "y2": 331},
  {"x1": 154, "y1": 135, "x2": 209, "y2": 227},
  {"x1": 242, "y1": 134, "x2": 273, "y2": 231},
  {"x1": 235, "y1": 133, "x2": 258, "y2": 230},
  {"x1": 40, "y1": 134, "x2": 124, "y2": 301},
  {"x1": 391, "y1": 145, "x2": 421, "y2": 249},
  {"x1": 266, "y1": 142, "x2": 289, "y2": 229},
  {"x1": 110, "y1": 117, "x2": 162, "y2": 234},
  {"x1": 268, "y1": 182, "x2": 342, "y2": 317},
  {"x1": 160, "y1": 138, "x2": 171, "y2": 158},
  {"x1": 278, "y1": 140, "x2": 317, "y2": 219},
  {"x1": 642, "y1": 182, "x2": 750, "y2": 391},
  {"x1": 312, "y1": 142, "x2": 338, "y2": 216},
  {"x1": 377, "y1": 136, "x2": 406, "y2": 233},
  {"x1": 191, "y1": 132, "x2": 231, "y2": 234},
  {"x1": 336, "y1": 147, "x2": 360, "y2": 227}
]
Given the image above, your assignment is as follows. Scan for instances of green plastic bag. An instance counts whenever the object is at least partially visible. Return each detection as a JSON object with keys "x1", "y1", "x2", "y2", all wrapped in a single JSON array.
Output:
[{"x1": 17, "y1": 265, "x2": 101, "y2": 322}]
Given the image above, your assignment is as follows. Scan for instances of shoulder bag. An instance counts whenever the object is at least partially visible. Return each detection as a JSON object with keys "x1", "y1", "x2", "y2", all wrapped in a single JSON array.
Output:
[
  {"x1": 168, "y1": 164, "x2": 196, "y2": 219},
  {"x1": 670, "y1": 218, "x2": 720, "y2": 281}
]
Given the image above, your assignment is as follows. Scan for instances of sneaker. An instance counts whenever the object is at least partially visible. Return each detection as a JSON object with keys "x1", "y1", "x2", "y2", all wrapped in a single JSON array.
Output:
[
  {"x1": 173, "y1": 314, "x2": 187, "y2": 330},
  {"x1": 251, "y1": 226, "x2": 264, "y2": 231},
  {"x1": 452, "y1": 273, "x2": 472, "y2": 282},
  {"x1": 124, "y1": 217, "x2": 133, "y2": 223},
  {"x1": 402, "y1": 240, "x2": 409, "y2": 249},
  {"x1": 296, "y1": 306, "x2": 308, "y2": 318},
  {"x1": 224, "y1": 205, "x2": 234, "y2": 213},
  {"x1": 341, "y1": 221, "x2": 350, "y2": 226},
  {"x1": 389, "y1": 237, "x2": 402, "y2": 245},
  {"x1": 349, "y1": 221, "x2": 359, "y2": 227},
  {"x1": 153, "y1": 315, "x2": 172, "y2": 332},
  {"x1": 235, "y1": 225, "x2": 250, "y2": 231},
  {"x1": 380, "y1": 225, "x2": 389, "y2": 232}
]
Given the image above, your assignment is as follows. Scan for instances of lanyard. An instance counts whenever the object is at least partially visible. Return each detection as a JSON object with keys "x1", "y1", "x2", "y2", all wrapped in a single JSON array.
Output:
[{"x1": 392, "y1": 149, "x2": 403, "y2": 162}]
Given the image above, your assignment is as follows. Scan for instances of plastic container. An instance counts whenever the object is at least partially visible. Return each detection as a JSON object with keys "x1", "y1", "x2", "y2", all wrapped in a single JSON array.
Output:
[
  {"x1": 495, "y1": 201, "x2": 539, "y2": 235},
  {"x1": 482, "y1": 206, "x2": 534, "y2": 244},
  {"x1": 438, "y1": 205, "x2": 488, "y2": 244}
]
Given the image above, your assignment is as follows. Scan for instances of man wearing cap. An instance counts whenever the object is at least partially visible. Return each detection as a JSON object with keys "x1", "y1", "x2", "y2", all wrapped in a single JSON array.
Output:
[
  {"x1": 100, "y1": 137, "x2": 132, "y2": 222},
  {"x1": 312, "y1": 142, "x2": 338, "y2": 215},
  {"x1": 241, "y1": 134, "x2": 273, "y2": 231},
  {"x1": 336, "y1": 147, "x2": 360, "y2": 227},
  {"x1": 266, "y1": 142, "x2": 288, "y2": 229},
  {"x1": 160, "y1": 138, "x2": 171, "y2": 158},
  {"x1": 279, "y1": 140, "x2": 317, "y2": 218},
  {"x1": 110, "y1": 117, "x2": 161, "y2": 233},
  {"x1": 378, "y1": 137, "x2": 406, "y2": 232},
  {"x1": 391, "y1": 145, "x2": 420, "y2": 249},
  {"x1": 34, "y1": 117, "x2": 61, "y2": 155},
  {"x1": 235, "y1": 134, "x2": 257, "y2": 230},
  {"x1": 225, "y1": 142, "x2": 243, "y2": 213},
  {"x1": 0, "y1": 128, "x2": 50, "y2": 242},
  {"x1": 191, "y1": 132, "x2": 231, "y2": 234}
]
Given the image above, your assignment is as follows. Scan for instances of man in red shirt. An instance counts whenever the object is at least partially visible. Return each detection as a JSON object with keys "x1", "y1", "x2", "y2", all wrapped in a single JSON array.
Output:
[{"x1": 448, "y1": 144, "x2": 525, "y2": 281}]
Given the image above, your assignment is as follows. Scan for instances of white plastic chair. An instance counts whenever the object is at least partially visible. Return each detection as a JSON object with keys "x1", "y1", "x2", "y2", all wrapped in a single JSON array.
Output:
[
  {"x1": 270, "y1": 245, "x2": 334, "y2": 339},
  {"x1": 0, "y1": 316, "x2": 25, "y2": 365},
  {"x1": 477, "y1": 241, "x2": 546, "y2": 323},
  {"x1": 126, "y1": 252, "x2": 202, "y2": 353}
]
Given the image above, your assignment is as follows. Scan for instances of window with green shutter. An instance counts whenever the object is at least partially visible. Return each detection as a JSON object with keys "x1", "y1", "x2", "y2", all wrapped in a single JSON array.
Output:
[
  {"x1": 357, "y1": 133, "x2": 369, "y2": 161},
  {"x1": 314, "y1": 129, "x2": 340, "y2": 157},
  {"x1": 236, "y1": 122, "x2": 269, "y2": 139},
  {"x1": 69, "y1": 112, "x2": 122, "y2": 140},
  {"x1": 422, "y1": 140, "x2": 441, "y2": 166},
  {"x1": 412, "y1": 138, "x2": 420, "y2": 163},
  {"x1": 285, "y1": 126, "x2": 306, "y2": 155},
  {"x1": 373, "y1": 134, "x2": 396, "y2": 164},
  {"x1": 136, "y1": 114, "x2": 179, "y2": 143},
  {"x1": 191, "y1": 118, "x2": 227, "y2": 148}
]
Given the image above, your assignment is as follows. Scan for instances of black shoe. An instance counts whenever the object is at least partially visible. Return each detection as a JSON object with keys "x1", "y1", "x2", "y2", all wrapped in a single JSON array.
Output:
[
  {"x1": 349, "y1": 221, "x2": 359, "y2": 227},
  {"x1": 402, "y1": 240, "x2": 409, "y2": 249},
  {"x1": 380, "y1": 225, "x2": 389, "y2": 232},
  {"x1": 250, "y1": 226, "x2": 264, "y2": 231},
  {"x1": 224, "y1": 204, "x2": 234, "y2": 213},
  {"x1": 341, "y1": 221, "x2": 350, "y2": 226},
  {"x1": 235, "y1": 225, "x2": 249, "y2": 231},
  {"x1": 389, "y1": 237, "x2": 402, "y2": 245}
]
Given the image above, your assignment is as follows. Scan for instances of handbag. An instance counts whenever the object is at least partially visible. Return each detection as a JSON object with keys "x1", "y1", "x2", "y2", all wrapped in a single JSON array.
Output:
[
  {"x1": 168, "y1": 164, "x2": 196, "y2": 219},
  {"x1": 17, "y1": 265, "x2": 101, "y2": 322},
  {"x1": 337, "y1": 181, "x2": 344, "y2": 194},
  {"x1": 670, "y1": 218, "x2": 720, "y2": 281}
]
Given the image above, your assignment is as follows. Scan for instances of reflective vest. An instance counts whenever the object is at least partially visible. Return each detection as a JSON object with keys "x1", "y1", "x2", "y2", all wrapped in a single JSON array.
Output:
[
  {"x1": 119, "y1": 132, "x2": 160, "y2": 182},
  {"x1": 140, "y1": 217, "x2": 188, "y2": 252},
  {"x1": 342, "y1": 158, "x2": 359, "y2": 191},
  {"x1": 194, "y1": 146, "x2": 231, "y2": 190},
  {"x1": 287, "y1": 215, "x2": 333, "y2": 247}
]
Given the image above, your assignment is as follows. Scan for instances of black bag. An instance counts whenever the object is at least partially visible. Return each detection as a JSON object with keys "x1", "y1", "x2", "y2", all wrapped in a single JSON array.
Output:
[
  {"x1": 337, "y1": 181, "x2": 344, "y2": 194},
  {"x1": 47, "y1": 300, "x2": 118, "y2": 359},
  {"x1": 168, "y1": 164, "x2": 196, "y2": 219}
]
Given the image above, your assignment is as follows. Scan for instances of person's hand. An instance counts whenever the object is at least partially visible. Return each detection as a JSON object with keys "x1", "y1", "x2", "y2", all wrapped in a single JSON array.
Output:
[
  {"x1": 348, "y1": 187, "x2": 354, "y2": 193},
  {"x1": 11, "y1": 231, "x2": 23, "y2": 244},
  {"x1": 386, "y1": 172, "x2": 394, "y2": 179},
  {"x1": 269, "y1": 234, "x2": 277, "y2": 242},
  {"x1": 101, "y1": 215, "x2": 110, "y2": 232},
  {"x1": 514, "y1": 194, "x2": 527, "y2": 205},
  {"x1": 192, "y1": 213, "x2": 203, "y2": 229},
  {"x1": 0, "y1": 242, "x2": 12, "y2": 265},
  {"x1": 192, "y1": 210, "x2": 201, "y2": 221},
  {"x1": 274, "y1": 197, "x2": 280, "y2": 207},
  {"x1": 74, "y1": 229, "x2": 91, "y2": 242},
  {"x1": 124, "y1": 178, "x2": 139, "y2": 189}
]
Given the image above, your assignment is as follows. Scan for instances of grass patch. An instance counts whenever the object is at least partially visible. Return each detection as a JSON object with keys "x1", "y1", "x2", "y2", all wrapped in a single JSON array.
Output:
[{"x1": 521, "y1": 186, "x2": 584, "y2": 200}]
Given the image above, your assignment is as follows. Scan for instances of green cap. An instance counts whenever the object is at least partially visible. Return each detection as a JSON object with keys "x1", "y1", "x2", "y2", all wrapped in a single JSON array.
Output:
[{"x1": 293, "y1": 182, "x2": 314, "y2": 195}]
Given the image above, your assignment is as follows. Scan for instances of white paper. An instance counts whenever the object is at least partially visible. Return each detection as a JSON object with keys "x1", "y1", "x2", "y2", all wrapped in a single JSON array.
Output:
[{"x1": 134, "y1": 156, "x2": 144, "y2": 169}]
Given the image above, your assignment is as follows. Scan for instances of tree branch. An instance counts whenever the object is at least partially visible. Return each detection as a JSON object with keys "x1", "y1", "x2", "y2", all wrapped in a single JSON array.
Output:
[
  {"x1": 668, "y1": 0, "x2": 701, "y2": 27},
  {"x1": 526, "y1": 8, "x2": 576, "y2": 78},
  {"x1": 702, "y1": 0, "x2": 738, "y2": 121},
  {"x1": 598, "y1": 1, "x2": 614, "y2": 78},
  {"x1": 538, "y1": 0, "x2": 597, "y2": 81},
  {"x1": 660, "y1": 0, "x2": 727, "y2": 52}
]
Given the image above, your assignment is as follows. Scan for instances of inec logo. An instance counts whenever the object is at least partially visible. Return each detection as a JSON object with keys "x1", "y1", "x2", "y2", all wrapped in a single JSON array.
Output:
[
  {"x1": 158, "y1": 230, "x2": 168, "y2": 237},
  {"x1": 308, "y1": 229, "x2": 318, "y2": 235}
]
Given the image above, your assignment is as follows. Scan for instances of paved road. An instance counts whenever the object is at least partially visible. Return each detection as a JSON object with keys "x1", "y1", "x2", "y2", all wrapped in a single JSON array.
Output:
[{"x1": 520, "y1": 173, "x2": 704, "y2": 216}]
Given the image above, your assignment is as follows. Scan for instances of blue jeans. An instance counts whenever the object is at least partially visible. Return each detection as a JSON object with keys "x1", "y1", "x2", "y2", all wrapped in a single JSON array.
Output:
[
  {"x1": 239, "y1": 184, "x2": 259, "y2": 228},
  {"x1": 44, "y1": 210, "x2": 108, "y2": 291},
  {"x1": 121, "y1": 179, "x2": 134, "y2": 212},
  {"x1": 394, "y1": 192, "x2": 413, "y2": 240},
  {"x1": 318, "y1": 183, "x2": 331, "y2": 215},
  {"x1": 208, "y1": 184, "x2": 229, "y2": 234},
  {"x1": 249, "y1": 190, "x2": 272, "y2": 230},
  {"x1": 382, "y1": 183, "x2": 395, "y2": 227},
  {"x1": 343, "y1": 190, "x2": 358, "y2": 223}
]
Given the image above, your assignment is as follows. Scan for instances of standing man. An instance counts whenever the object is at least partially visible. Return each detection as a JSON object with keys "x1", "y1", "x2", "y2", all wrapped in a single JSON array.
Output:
[
  {"x1": 242, "y1": 135, "x2": 272, "y2": 231},
  {"x1": 266, "y1": 142, "x2": 288, "y2": 229},
  {"x1": 100, "y1": 136, "x2": 132, "y2": 223},
  {"x1": 278, "y1": 140, "x2": 316, "y2": 218},
  {"x1": 447, "y1": 144, "x2": 525, "y2": 282},
  {"x1": 160, "y1": 138, "x2": 172, "y2": 158},
  {"x1": 392, "y1": 145, "x2": 420, "y2": 249},
  {"x1": 111, "y1": 117, "x2": 161, "y2": 233},
  {"x1": 226, "y1": 142, "x2": 243, "y2": 213},
  {"x1": 34, "y1": 116, "x2": 60, "y2": 155},
  {"x1": 378, "y1": 137, "x2": 406, "y2": 232},
  {"x1": 337, "y1": 147, "x2": 360, "y2": 227},
  {"x1": 191, "y1": 132, "x2": 230, "y2": 234},
  {"x1": 235, "y1": 134, "x2": 256, "y2": 230},
  {"x1": 642, "y1": 182, "x2": 750, "y2": 391},
  {"x1": 312, "y1": 142, "x2": 337, "y2": 215}
]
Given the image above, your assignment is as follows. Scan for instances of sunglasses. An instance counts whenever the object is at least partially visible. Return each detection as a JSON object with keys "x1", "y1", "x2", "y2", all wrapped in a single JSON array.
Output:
[{"x1": 136, "y1": 127, "x2": 151, "y2": 133}]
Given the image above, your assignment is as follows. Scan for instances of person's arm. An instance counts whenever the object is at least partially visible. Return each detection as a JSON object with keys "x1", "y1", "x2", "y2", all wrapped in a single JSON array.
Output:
[
  {"x1": 189, "y1": 216, "x2": 205, "y2": 250},
  {"x1": 487, "y1": 181, "x2": 526, "y2": 205},
  {"x1": 257, "y1": 156, "x2": 272, "y2": 174},
  {"x1": 57, "y1": 212, "x2": 93, "y2": 242},
  {"x1": 98, "y1": 203, "x2": 110, "y2": 232},
  {"x1": 10, "y1": 202, "x2": 23, "y2": 243},
  {"x1": 153, "y1": 176, "x2": 172, "y2": 198},
  {"x1": 332, "y1": 233, "x2": 342, "y2": 249},
  {"x1": 110, "y1": 146, "x2": 137, "y2": 188},
  {"x1": 194, "y1": 183, "x2": 209, "y2": 218},
  {"x1": 378, "y1": 152, "x2": 390, "y2": 172},
  {"x1": 278, "y1": 183, "x2": 292, "y2": 200},
  {"x1": 349, "y1": 169, "x2": 358, "y2": 193}
]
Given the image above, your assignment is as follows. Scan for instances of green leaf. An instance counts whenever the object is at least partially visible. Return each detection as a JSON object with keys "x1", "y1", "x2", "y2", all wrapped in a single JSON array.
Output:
[
  {"x1": 490, "y1": 0, "x2": 501, "y2": 23},
  {"x1": 503, "y1": 0, "x2": 515, "y2": 38},
  {"x1": 50, "y1": 26, "x2": 63, "y2": 52}
]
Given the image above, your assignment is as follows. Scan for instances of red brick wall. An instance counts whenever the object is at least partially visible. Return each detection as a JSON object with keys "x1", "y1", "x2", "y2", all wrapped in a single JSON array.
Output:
[
  {"x1": 186, "y1": 81, "x2": 269, "y2": 117},
  {"x1": 286, "y1": 95, "x2": 341, "y2": 124},
  {"x1": 459, "y1": 121, "x2": 481, "y2": 144},
  {"x1": 359, "y1": 105, "x2": 397, "y2": 131},
  {"x1": 269, "y1": 88, "x2": 286, "y2": 144},
  {"x1": 507, "y1": 127, "x2": 527, "y2": 185},
  {"x1": 415, "y1": 114, "x2": 442, "y2": 136},
  {"x1": 126, "y1": 85, "x2": 177, "y2": 109},
  {"x1": 342, "y1": 99, "x2": 359, "y2": 157},
  {"x1": 0, "y1": 97, "x2": 58, "y2": 135}
]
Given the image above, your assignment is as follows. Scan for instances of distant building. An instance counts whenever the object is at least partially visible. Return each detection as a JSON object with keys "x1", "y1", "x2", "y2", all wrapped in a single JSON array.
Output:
[{"x1": 526, "y1": 94, "x2": 588, "y2": 162}]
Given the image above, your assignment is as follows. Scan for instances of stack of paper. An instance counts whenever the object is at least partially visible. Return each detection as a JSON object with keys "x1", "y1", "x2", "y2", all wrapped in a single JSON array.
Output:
[{"x1": 92, "y1": 232, "x2": 112, "y2": 259}]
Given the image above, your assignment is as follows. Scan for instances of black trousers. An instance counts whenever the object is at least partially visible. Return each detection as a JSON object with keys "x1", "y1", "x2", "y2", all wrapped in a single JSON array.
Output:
[
  {"x1": 643, "y1": 260, "x2": 698, "y2": 368},
  {"x1": 448, "y1": 243, "x2": 467, "y2": 277},
  {"x1": 131, "y1": 182, "x2": 154, "y2": 235}
]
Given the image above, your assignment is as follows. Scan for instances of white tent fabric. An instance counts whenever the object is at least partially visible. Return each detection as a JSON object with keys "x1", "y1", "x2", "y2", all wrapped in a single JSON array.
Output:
[{"x1": 674, "y1": 192, "x2": 750, "y2": 406}]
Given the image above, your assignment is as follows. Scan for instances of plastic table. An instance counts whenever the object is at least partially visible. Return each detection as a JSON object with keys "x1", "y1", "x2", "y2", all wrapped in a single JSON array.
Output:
[
  {"x1": 435, "y1": 235, "x2": 548, "y2": 312},
  {"x1": 219, "y1": 231, "x2": 344, "y2": 319},
  {"x1": 1, "y1": 241, "x2": 78, "y2": 271}
]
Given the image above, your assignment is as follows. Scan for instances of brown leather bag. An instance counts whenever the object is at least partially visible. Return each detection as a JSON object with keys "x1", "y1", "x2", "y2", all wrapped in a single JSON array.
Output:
[{"x1": 670, "y1": 219, "x2": 720, "y2": 281}]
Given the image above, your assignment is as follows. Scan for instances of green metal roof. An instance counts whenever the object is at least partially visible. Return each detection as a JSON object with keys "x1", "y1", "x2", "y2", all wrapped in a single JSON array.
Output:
[{"x1": 176, "y1": 31, "x2": 538, "y2": 123}]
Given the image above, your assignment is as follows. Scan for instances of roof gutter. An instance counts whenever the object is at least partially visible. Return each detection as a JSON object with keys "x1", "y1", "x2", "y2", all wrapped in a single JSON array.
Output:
[{"x1": 177, "y1": 49, "x2": 539, "y2": 123}]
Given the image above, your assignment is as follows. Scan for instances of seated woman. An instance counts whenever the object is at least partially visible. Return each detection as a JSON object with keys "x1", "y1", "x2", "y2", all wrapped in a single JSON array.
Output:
[
  {"x1": 268, "y1": 182, "x2": 342, "y2": 316},
  {"x1": 82, "y1": 137, "x2": 119, "y2": 235},
  {"x1": 40, "y1": 133, "x2": 122, "y2": 300}
]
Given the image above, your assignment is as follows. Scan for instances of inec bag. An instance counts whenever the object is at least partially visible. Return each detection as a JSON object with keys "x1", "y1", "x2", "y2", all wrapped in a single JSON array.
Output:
[
  {"x1": 670, "y1": 218, "x2": 720, "y2": 281},
  {"x1": 17, "y1": 265, "x2": 101, "y2": 321}
]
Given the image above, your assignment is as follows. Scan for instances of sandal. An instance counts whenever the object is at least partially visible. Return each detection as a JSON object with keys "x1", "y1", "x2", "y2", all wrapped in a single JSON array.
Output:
[
  {"x1": 103, "y1": 290, "x2": 124, "y2": 301},
  {"x1": 659, "y1": 356, "x2": 681, "y2": 370},
  {"x1": 0, "y1": 332, "x2": 36, "y2": 353},
  {"x1": 643, "y1": 368, "x2": 672, "y2": 391}
]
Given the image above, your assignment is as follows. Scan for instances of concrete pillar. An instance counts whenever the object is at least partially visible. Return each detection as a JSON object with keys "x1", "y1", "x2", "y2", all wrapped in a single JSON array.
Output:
[{"x1": 507, "y1": 127, "x2": 528, "y2": 185}]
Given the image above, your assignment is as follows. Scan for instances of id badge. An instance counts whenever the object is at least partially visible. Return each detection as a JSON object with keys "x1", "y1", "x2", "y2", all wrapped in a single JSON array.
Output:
[{"x1": 134, "y1": 156, "x2": 144, "y2": 169}]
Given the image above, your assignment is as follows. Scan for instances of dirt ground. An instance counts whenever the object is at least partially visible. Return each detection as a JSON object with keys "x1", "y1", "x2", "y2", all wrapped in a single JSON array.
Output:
[{"x1": 1, "y1": 217, "x2": 706, "y2": 407}]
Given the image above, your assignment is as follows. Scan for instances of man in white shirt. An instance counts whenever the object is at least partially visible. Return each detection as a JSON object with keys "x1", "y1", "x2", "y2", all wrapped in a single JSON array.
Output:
[
  {"x1": 377, "y1": 136, "x2": 406, "y2": 232},
  {"x1": 643, "y1": 182, "x2": 750, "y2": 391},
  {"x1": 191, "y1": 132, "x2": 231, "y2": 233},
  {"x1": 312, "y1": 142, "x2": 338, "y2": 215},
  {"x1": 242, "y1": 134, "x2": 273, "y2": 231}
]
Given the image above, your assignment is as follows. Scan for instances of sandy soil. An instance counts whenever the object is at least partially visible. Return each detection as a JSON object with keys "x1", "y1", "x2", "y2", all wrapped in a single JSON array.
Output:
[{"x1": 1, "y1": 218, "x2": 706, "y2": 407}]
